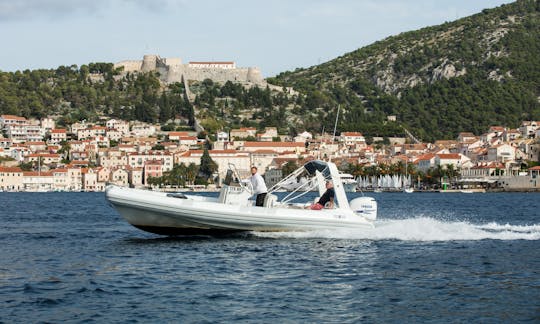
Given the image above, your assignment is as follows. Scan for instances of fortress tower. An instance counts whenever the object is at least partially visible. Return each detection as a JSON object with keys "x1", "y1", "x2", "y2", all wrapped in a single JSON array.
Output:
[
  {"x1": 115, "y1": 55, "x2": 266, "y2": 86},
  {"x1": 247, "y1": 67, "x2": 263, "y2": 84},
  {"x1": 141, "y1": 55, "x2": 158, "y2": 73}
]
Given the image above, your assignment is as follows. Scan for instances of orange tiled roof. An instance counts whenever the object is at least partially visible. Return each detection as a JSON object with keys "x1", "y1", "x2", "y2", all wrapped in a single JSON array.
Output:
[
  {"x1": 27, "y1": 153, "x2": 60, "y2": 158},
  {"x1": 0, "y1": 167, "x2": 23, "y2": 172},
  {"x1": 23, "y1": 171, "x2": 53, "y2": 177},
  {"x1": 252, "y1": 149, "x2": 278, "y2": 154},
  {"x1": 1, "y1": 115, "x2": 26, "y2": 121},
  {"x1": 169, "y1": 132, "x2": 190, "y2": 137},
  {"x1": 341, "y1": 132, "x2": 363, "y2": 137},
  {"x1": 25, "y1": 141, "x2": 46, "y2": 146},
  {"x1": 243, "y1": 142, "x2": 303, "y2": 147},
  {"x1": 437, "y1": 153, "x2": 461, "y2": 159}
]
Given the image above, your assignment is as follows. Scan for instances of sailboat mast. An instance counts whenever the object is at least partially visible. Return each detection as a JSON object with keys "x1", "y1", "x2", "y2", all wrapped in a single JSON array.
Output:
[
  {"x1": 332, "y1": 105, "x2": 340, "y2": 144},
  {"x1": 329, "y1": 105, "x2": 340, "y2": 162}
]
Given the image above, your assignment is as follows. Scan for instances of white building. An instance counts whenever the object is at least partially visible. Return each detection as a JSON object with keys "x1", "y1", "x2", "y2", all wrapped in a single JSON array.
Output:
[
  {"x1": 78, "y1": 126, "x2": 107, "y2": 140},
  {"x1": 294, "y1": 131, "x2": 313, "y2": 143},
  {"x1": 0, "y1": 167, "x2": 24, "y2": 191},
  {"x1": 519, "y1": 121, "x2": 539, "y2": 138},
  {"x1": 487, "y1": 144, "x2": 516, "y2": 164},
  {"x1": 106, "y1": 119, "x2": 130, "y2": 135},
  {"x1": 0, "y1": 115, "x2": 27, "y2": 130},
  {"x1": 257, "y1": 127, "x2": 278, "y2": 142},
  {"x1": 110, "y1": 168, "x2": 129, "y2": 187},
  {"x1": 414, "y1": 154, "x2": 436, "y2": 173},
  {"x1": 128, "y1": 151, "x2": 174, "y2": 172},
  {"x1": 6, "y1": 124, "x2": 43, "y2": 143},
  {"x1": 175, "y1": 150, "x2": 251, "y2": 183},
  {"x1": 23, "y1": 171, "x2": 54, "y2": 192},
  {"x1": 50, "y1": 129, "x2": 67, "y2": 144},
  {"x1": 216, "y1": 131, "x2": 229, "y2": 142},
  {"x1": 41, "y1": 118, "x2": 55, "y2": 132},
  {"x1": 435, "y1": 153, "x2": 471, "y2": 169},
  {"x1": 131, "y1": 124, "x2": 156, "y2": 137}
]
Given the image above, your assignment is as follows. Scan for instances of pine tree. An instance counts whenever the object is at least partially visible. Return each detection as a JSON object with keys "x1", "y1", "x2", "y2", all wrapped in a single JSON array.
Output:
[{"x1": 199, "y1": 148, "x2": 218, "y2": 181}]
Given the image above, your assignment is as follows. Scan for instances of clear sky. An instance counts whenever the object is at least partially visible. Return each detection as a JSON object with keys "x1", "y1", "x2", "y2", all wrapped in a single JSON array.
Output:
[{"x1": 0, "y1": 0, "x2": 514, "y2": 77}]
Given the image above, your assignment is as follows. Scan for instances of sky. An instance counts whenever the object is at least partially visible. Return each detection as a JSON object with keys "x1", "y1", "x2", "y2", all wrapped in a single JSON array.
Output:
[{"x1": 0, "y1": 0, "x2": 515, "y2": 77}]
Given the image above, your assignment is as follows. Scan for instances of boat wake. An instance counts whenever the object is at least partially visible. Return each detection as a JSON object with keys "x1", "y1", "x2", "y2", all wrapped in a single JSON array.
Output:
[{"x1": 251, "y1": 217, "x2": 540, "y2": 241}]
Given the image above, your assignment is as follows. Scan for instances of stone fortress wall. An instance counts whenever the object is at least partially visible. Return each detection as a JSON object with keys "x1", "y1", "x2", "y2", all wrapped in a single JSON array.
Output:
[{"x1": 114, "y1": 55, "x2": 265, "y2": 86}]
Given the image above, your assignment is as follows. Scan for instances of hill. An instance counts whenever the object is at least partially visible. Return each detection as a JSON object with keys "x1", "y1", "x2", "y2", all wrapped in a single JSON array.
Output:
[
  {"x1": 0, "y1": 1, "x2": 539, "y2": 142},
  {"x1": 269, "y1": 0, "x2": 540, "y2": 141}
]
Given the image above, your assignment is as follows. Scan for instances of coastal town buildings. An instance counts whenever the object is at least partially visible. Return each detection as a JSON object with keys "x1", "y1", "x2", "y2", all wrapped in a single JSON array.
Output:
[
  {"x1": 0, "y1": 167, "x2": 24, "y2": 191},
  {"x1": 1, "y1": 113, "x2": 540, "y2": 192}
]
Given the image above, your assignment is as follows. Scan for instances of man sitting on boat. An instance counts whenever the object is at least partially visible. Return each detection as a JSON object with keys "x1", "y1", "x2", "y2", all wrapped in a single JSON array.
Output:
[
  {"x1": 310, "y1": 180, "x2": 335, "y2": 210},
  {"x1": 245, "y1": 166, "x2": 268, "y2": 207}
]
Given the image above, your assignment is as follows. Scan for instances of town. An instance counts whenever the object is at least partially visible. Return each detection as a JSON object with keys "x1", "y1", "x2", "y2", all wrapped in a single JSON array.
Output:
[{"x1": 0, "y1": 114, "x2": 539, "y2": 192}]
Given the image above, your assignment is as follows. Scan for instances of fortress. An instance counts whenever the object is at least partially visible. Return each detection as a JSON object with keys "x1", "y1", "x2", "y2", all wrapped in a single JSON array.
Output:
[{"x1": 114, "y1": 55, "x2": 266, "y2": 86}]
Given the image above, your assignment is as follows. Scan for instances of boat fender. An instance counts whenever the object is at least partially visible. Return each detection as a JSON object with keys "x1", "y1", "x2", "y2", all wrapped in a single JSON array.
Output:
[
  {"x1": 349, "y1": 197, "x2": 377, "y2": 221},
  {"x1": 166, "y1": 193, "x2": 188, "y2": 199}
]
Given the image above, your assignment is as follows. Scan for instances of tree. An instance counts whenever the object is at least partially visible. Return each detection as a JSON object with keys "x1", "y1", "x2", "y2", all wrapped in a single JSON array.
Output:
[
  {"x1": 282, "y1": 161, "x2": 299, "y2": 177},
  {"x1": 18, "y1": 161, "x2": 33, "y2": 171},
  {"x1": 199, "y1": 148, "x2": 218, "y2": 182},
  {"x1": 185, "y1": 163, "x2": 199, "y2": 185}
]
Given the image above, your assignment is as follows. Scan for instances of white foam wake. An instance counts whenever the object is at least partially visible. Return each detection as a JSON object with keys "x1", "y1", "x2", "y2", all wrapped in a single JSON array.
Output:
[{"x1": 251, "y1": 217, "x2": 540, "y2": 241}]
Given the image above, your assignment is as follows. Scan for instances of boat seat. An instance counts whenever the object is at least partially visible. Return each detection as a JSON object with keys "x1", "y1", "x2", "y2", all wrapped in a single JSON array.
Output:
[
  {"x1": 263, "y1": 194, "x2": 278, "y2": 207},
  {"x1": 312, "y1": 197, "x2": 335, "y2": 209}
]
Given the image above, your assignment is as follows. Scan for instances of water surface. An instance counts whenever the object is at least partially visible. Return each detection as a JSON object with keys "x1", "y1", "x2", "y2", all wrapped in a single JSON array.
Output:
[{"x1": 1, "y1": 192, "x2": 539, "y2": 322}]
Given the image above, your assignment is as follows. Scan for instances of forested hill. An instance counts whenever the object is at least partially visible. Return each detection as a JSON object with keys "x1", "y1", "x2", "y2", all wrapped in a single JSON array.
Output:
[
  {"x1": 0, "y1": 1, "x2": 539, "y2": 142},
  {"x1": 269, "y1": 0, "x2": 540, "y2": 141}
]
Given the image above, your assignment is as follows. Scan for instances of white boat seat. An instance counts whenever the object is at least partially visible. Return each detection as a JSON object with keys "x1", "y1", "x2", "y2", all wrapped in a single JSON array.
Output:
[{"x1": 263, "y1": 194, "x2": 278, "y2": 207}]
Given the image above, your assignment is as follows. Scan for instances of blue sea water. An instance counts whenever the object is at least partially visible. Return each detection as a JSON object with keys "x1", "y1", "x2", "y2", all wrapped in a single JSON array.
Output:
[{"x1": 0, "y1": 192, "x2": 539, "y2": 323}]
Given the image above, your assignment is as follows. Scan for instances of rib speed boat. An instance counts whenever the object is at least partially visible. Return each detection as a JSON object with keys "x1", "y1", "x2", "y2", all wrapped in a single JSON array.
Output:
[{"x1": 106, "y1": 160, "x2": 377, "y2": 235}]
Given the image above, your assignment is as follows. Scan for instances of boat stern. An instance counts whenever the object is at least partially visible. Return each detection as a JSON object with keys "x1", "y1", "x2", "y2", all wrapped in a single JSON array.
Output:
[{"x1": 349, "y1": 196, "x2": 377, "y2": 221}]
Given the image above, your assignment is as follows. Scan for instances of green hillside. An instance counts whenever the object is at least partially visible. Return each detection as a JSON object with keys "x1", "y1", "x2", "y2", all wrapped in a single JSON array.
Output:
[
  {"x1": 0, "y1": 0, "x2": 539, "y2": 143},
  {"x1": 269, "y1": 0, "x2": 540, "y2": 141}
]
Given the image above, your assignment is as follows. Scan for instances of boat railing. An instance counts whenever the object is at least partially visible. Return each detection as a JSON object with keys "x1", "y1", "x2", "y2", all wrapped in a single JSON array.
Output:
[
  {"x1": 227, "y1": 163, "x2": 253, "y2": 194},
  {"x1": 280, "y1": 177, "x2": 317, "y2": 205},
  {"x1": 267, "y1": 166, "x2": 306, "y2": 193}
]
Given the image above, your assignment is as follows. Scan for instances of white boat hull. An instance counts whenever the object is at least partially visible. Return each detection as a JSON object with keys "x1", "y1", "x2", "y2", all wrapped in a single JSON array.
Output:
[{"x1": 106, "y1": 186, "x2": 375, "y2": 235}]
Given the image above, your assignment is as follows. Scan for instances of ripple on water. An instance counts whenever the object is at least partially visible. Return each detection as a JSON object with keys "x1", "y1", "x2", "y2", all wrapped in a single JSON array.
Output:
[{"x1": 1, "y1": 192, "x2": 539, "y2": 323}]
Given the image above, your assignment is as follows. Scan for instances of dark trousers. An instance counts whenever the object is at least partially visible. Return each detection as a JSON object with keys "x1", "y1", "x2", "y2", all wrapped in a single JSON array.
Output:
[{"x1": 256, "y1": 193, "x2": 267, "y2": 207}]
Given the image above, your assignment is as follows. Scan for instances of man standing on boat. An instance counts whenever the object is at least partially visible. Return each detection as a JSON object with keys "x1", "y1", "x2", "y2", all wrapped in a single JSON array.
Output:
[
  {"x1": 247, "y1": 166, "x2": 267, "y2": 207},
  {"x1": 310, "y1": 180, "x2": 335, "y2": 210}
]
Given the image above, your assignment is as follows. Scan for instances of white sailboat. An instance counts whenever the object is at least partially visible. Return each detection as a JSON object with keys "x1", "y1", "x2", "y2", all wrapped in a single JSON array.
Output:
[{"x1": 403, "y1": 158, "x2": 414, "y2": 193}]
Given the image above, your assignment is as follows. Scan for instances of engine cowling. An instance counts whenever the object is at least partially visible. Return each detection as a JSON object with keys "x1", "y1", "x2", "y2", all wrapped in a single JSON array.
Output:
[{"x1": 349, "y1": 197, "x2": 377, "y2": 221}]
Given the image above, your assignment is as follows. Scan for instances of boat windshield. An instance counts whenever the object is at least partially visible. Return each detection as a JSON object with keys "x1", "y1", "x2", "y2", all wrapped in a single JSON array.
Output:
[{"x1": 303, "y1": 160, "x2": 330, "y2": 178}]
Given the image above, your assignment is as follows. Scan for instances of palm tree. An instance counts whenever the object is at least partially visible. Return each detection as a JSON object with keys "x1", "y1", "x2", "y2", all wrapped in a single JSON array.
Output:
[{"x1": 185, "y1": 163, "x2": 199, "y2": 185}]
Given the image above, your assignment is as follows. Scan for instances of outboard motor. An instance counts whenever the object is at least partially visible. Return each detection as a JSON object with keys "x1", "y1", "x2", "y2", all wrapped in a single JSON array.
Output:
[{"x1": 349, "y1": 197, "x2": 377, "y2": 221}]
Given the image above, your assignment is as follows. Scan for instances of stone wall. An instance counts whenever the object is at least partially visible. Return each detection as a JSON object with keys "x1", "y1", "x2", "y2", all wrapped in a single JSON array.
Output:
[
  {"x1": 114, "y1": 55, "x2": 265, "y2": 86},
  {"x1": 498, "y1": 175, "x2": 540, "y2": 191},
  {"x1": 114, "y1": 60, "x2": 142, "y2": 72}
]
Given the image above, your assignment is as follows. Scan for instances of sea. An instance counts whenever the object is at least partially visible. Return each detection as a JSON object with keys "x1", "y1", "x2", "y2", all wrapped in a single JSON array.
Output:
[{"x1": 1, "y1": 191, "x2": 539, "y2": 323}]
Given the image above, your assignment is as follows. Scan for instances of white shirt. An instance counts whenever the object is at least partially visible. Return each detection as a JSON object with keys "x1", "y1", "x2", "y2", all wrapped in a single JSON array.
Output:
[{"x1": 249, "y1": 173, "x2": 268, "y2": 195}]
